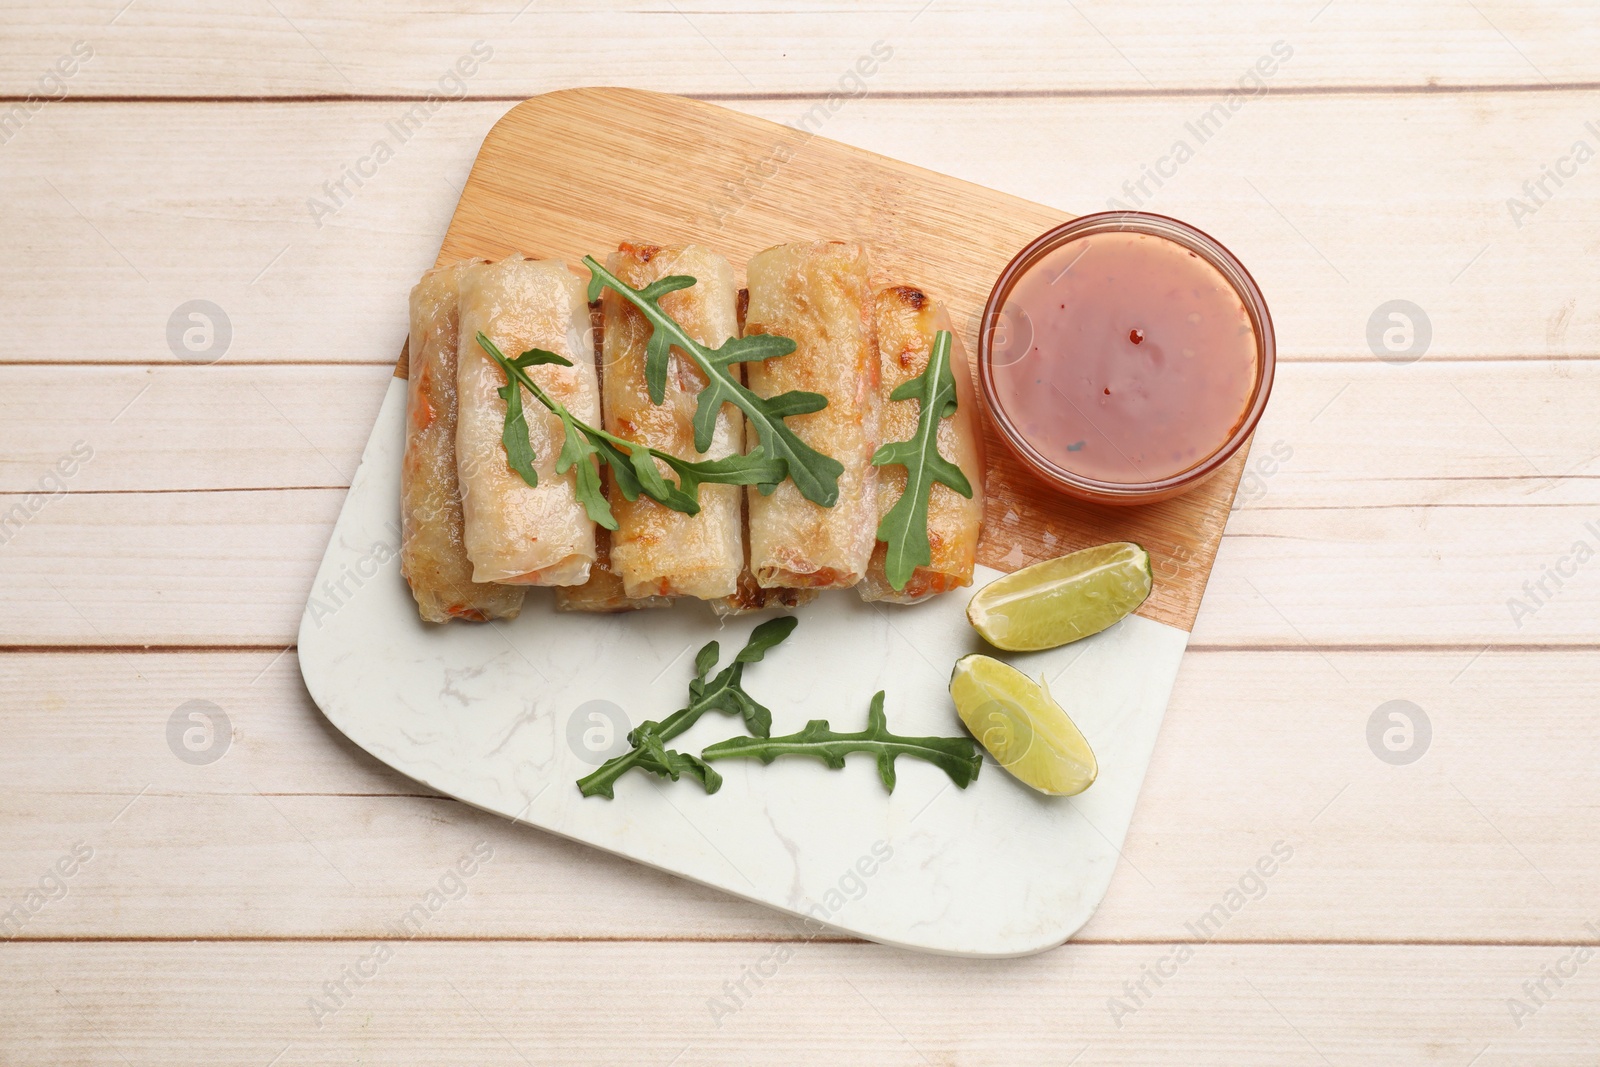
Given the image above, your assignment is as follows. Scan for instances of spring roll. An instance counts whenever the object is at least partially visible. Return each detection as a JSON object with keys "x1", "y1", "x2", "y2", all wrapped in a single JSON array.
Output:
[
  {"x1": 713, "y1": 566, "x2": 818, "y2": 616},
  {"x1": 711, "y1": 289, "x2": 813, "y2": 616},
  {"x1": 456, "y1": 255, "x2": 598, "y2": 586},
  {"x1": 400, "y1": 261, "x2": 526, "y2": 623},
  {"x1": 714, "y1": 485, "x2": 816, "y2": 615},
  {"x1": 557, "y1": 299, "x2": 671, "y2": 613},
  {"x1": 859, "y1": 286, "x2": 987, "y2": 604},
  {"x1": 555, "y1": 530, "x2": 673, "y2": 613},
  {"x1": 742, "y1": 241, "x2": 880, "y2": 589},
  {"x1": 602, "y1": 243, "x2": 744, "y2": 600}
]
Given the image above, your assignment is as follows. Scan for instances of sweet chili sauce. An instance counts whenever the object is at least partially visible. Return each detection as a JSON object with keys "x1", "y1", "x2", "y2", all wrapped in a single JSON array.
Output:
[
  {"x1": 988, "y1": 229, "x2": 1258, "y2": 487},
  {"x1": 992, "y1": 235, "x2": 1254, "y2": 486}
]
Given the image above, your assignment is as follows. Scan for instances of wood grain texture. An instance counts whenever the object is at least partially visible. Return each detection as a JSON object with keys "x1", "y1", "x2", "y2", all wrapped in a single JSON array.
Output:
[
  {"x1": 8, "y1": 93, "x2": 1600, "y2": 366},
  {"x1": 4, "y1": 360, "x2": 1596, "y2": 506},
  {"x1": 4, "y1": 942, "x2": 1597, "y2": 1065},
  {"x1": 6, "y1": 5, "x2": 1600, "y2": 1059},
  {"x1": 416, "y1": 87, "x2": 1253, "y2": 631},
  {"x1": 5, "y1": 360, "x2": 1595, "y2": 648},
  {"x1": 2, "y1": 649, "x2": 1596, "y2": 942},
  {"x1": 5, "y1": 0, "x2": 1600, "y2": 96},
  {"x1": 6, "y1": 488, "x2": 1599, "y2": 647}
]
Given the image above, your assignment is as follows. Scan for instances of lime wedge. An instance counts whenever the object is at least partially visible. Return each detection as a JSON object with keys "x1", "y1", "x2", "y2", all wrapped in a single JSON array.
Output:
[
  {"x1": 949, "y1": 654, "x2": 1097, "y2": 796},
  {"x1": 967, "y1": 541, "x2": 1151, "y2": 651}
]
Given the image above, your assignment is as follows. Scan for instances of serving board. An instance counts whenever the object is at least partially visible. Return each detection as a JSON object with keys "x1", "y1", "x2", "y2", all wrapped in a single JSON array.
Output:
[{"x1": 299, "y1": 88, "x2": 1250, "y2": 956}]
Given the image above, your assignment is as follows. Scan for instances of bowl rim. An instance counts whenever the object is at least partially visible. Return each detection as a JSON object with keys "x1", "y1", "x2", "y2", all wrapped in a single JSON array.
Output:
[{"x1": 977, "y1": 210, "x2": 1277, "y2": 504}]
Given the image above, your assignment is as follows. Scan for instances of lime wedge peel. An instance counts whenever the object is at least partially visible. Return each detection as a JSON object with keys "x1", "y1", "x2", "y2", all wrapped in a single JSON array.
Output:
[
  {"x1": 967, "y1": 541, "x2": 1152, "y2": 652},
  {"x1": 949, "y1": 654, "x2": 1097, "y2": 797}
]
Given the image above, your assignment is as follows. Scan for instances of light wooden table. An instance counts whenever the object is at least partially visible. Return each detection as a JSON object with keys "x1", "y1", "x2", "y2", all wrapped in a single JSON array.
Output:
[{"x1": 3, "y1": 2, "x2": 1598, "y2": 1063}]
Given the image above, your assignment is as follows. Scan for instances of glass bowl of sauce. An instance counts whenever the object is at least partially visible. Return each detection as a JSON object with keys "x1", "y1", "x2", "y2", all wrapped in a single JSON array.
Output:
[{"x1": 978, "y1": 211, "x2": 1275, "y2": 505}]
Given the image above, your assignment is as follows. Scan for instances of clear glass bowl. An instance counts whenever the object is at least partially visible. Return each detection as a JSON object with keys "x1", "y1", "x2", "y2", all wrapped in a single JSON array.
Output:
[{"x1": 977, "y1": 211, "x2": 1276, "y2": 506}]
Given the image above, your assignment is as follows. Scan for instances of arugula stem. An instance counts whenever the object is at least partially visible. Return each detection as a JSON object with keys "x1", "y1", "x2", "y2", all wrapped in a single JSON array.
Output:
[
  {"x1": 479, "y1": 334, "x2": 783, "y2": 528},
  {"x1": 573, "y1": 702, "x2": 702, "y2": 799},
  {"x1": 576, "y1": 617, "x2": 798, "y2": 799},
  {"x1": 700, "y1": 690, "x2": 980, "y2": 793},
  {"x1": 582, "y1": 256, "x2": 844, "y2": 508},
  {"x1": 487, "y1": 341, "x2": 667, "y2": 477}
]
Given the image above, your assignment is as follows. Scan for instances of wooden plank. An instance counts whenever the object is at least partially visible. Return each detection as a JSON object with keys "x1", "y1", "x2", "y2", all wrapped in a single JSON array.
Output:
[
  {"x1": 0, "y1": 365, "x2": 396, "y2": 493},
  {"x1": 4, "y1": 1, "x2": 1598, "y2": 96},
  {"x1": 3, "y1": 93, "x2": 1599, "y2": 368},
  {"x1": 3, "y1": 486, "x2": 1595, "y2": 646},
  {"x1": 0, "y1": 488, "x2": 342, "y2": 646},
  {"x1": 1, "y1": 649, "x2": 1595, "y2": 942},
  {"x1": 3, "y1": 941, "x2": 1596, "y2": 1063},
  {"x1": 0, "y1": 658, "x2": 796, "y2": 943},
  {"x1": 9, "y1": 361, "x2": 1597, "y2": 507}
]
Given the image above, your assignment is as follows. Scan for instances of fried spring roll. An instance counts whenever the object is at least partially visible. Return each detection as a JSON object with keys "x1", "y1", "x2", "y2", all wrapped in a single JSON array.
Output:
[
  {"x1": 859, "y1": 286, "x2": 987, "y2": 604},
  {"x1": 602, "y1": 243, "x2": 744, "y2": 600},
  {"x1": 712, "y1": 567, "x2": 818, "y2": 616},
  {"x1": 711, "y1": 288, "x2": 812, "y2": 616},
  {"x1": 713, "y1": 485, "x2": 817, "y2": 615},
  {"x1": 555, "y1": 530, "x2": 673, "y2": 613},
  {"x1": 456, "y1": 256, "x2": 598, "y2": 586},
  {"x1": 400, "y1": 261, "x2": 526, "y2": 623},
  {"x1": 742, "y1": 241, "x2": 880, "y2": 589},
  {"x1": 557, "y1": 299, "x2": 672, "y2": 613}
]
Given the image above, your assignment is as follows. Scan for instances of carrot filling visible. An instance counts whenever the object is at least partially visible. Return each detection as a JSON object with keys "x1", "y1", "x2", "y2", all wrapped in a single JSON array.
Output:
[{"x1": 410, "y1": 374, "x2": 436, "y2": 431}]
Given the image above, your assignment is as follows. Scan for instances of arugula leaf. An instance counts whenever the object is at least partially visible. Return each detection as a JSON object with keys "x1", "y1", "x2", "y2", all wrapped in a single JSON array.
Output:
[
  {"x1": 683, "y1": 614, "x2": 796, "y2": 736},
  {"x1": 555, "y1": 416, "x2": 613, "y2": 529},
  {"x1": 869, "y1": 329, "x2": 974, "y2": 591},
  {"x1": 495, "y1": 374, "x2": 539, "y2": 489},
  {"x1": 576, "y1": 616, "x2": 799, "y2": 799},
  {"x1": 584, "y1": 256, "x2": 844, "y2": 507},
  {"x1": 479, "y1": 334, "x2": 615, "y2": 528},
  {"x1": 630, "y1": 274, "x2": 697, "y2": 402},
  {"x1": 659, "y1": 448, "x2": 785, "y2": 505},
  {"x1": 478, "y1": 334, "x2": 784, "y2": 530},
  {"x1": 637, "y1": 745, "x2": 724, "y2": 794},
  {"x1": 733, "y1": 617, "x2": 798, "y2": 662},
  {"x1": 700, "y1": 690, "x2": 981, "y2": 793}
]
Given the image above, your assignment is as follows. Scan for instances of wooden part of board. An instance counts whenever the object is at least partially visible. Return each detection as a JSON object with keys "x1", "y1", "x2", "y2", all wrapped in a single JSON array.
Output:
[{"x1": 396, "y1": 88, "x2": 1248, "y2": 633}]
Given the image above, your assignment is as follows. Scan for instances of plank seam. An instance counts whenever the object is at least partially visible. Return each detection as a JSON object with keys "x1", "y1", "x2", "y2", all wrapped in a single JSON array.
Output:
[
  {"x1": 3, "y1": 643, "x2": 1599, "y2": 654},
  {"x1": 7, "y1": 354, "x2": 1600, "y2": 367},
  {"x1": 10, "y1": 487, "x2": 350, "y2": 497},
  {"x1": 5, "y1": 490, "x2": 1588, "y2": 504},
  {"x1": 10, "y1": 82, "x2": 1600, "y2": 104},
  {"x1": 4, "y1": 935, "x2": 1595, "y2": 947}
]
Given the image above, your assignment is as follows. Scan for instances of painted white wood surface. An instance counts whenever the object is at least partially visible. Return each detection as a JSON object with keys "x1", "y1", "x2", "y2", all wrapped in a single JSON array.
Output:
[
  {"x1": 5, "y1": 95, "x2": 1600, "y2": 365},
  {"x1": 3, "y1": 648, "x2": 1595, "y2": 942},
  {"x1": 4, "y1": 1, "x2": 1598, "y2": 94},
  {"x1": 2, "y1": 1, "x2": 1597, "y2": 1060},
  {"x1": 5, "y1": 943, "x2": 1600, "y2": 1065}
]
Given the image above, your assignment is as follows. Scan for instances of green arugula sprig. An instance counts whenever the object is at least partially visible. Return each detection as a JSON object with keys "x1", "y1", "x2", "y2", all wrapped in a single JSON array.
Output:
[
  {"x1": 582, "y1": 257, "x2": 845, "y2": 507},
  {"x1": 869, "y1": 329, "x2": 974, "y2": 591},
  {"x1": 478, "y1": 333, "x2": 785, "y2": 531},
  {"x1": 576, "y1": 616, "x2": 798, "y2": 799},
  {"x1": 700, "y1": 690, "x2": 981, "y2": 793}
]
